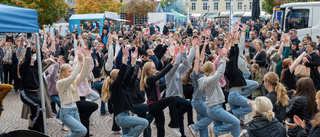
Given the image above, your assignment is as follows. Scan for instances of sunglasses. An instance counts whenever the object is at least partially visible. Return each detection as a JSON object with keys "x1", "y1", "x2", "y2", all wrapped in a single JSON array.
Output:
[{"x1": 289, "y1": 33, "x2": 293, "y2": 34}]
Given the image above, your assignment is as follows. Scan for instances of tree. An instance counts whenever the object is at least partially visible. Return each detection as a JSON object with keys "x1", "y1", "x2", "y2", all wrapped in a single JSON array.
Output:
[
  {"x1": 0, "y1": 0, "x2": 69, "y2": 26},
  {"x1": 123, "y1": 0, "x2": 157, "y2": 20},
  {"x1": 75, "y1": 0, "x2": 122, "y2": 14},
  {"x1": 262, "y1": 0, "x2": 275, "y2": 14},
  {"x1": 160, "y1": 0, "x2": 189, "y2": 14}
]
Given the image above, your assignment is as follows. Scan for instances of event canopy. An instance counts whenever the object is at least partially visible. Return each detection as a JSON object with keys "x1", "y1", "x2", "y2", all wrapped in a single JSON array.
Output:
[
  {"x1": 171, "y1": 9, "x2": 187, "y2": 20},
  {"x1": 0, "y1": 4, "x2": 39, "y2": 33},
  {"x1": 0, "y1": 4, "x2": 48, "y2": 136}
]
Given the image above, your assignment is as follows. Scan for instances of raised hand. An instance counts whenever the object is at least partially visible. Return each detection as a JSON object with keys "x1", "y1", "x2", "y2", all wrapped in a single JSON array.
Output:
[
  {"x1": 131, "y1": 48, "x2": 138, "y2": 59},
  {"x1": 84, "y1": 48, "x2": 91, "y2": 58},
  {"x1": 167, "y1": 48, "x2": 174, "y2": 57},
  {"x1": 219, "y1": 48, "x2": 228, "y2": 58},
  {"x1": 122, "y1": 45, "x2": 129, "y2": 57},
  {"x1": 146, "y1": 49, "x2": 154, "y2": 56},
  {"x1": 77, "y1": 49, "x2": 84, "y2": 62},
  {"x1": 241, "y1": 25, "x2": 248, "y2": 32},
  {"x1": 180, "y1": 45, "x2": 186, "y2": 53}
]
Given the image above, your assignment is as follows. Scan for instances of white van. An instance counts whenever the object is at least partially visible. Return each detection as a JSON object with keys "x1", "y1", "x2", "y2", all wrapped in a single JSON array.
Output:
[{"x1": 278, "y1": 2, "x2": 320, "y2": 41}]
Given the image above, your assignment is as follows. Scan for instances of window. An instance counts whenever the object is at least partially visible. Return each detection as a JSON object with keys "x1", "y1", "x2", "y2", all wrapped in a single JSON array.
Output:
[
  {"x1": 121, "y1": 14, "x2": 125, "y2": 20},
  {"x1": 214, "y1": 2, "x2": 219, "y2": 11},
  {"x1": 249, "y1": 1, "x2": 252, "y2": 10},
  {"x1": 226, "y1": 2, "x2": 230, "y2": 10},
  {"x1": 134, "y1": 15, "x2": 147, "y2": 25},
  {"x1": 237, "y1": 2, "x2": 242, "y2": 10},
  {"x1": 191, "y1": 2, "x2": 196, "y2": 11},
  {"x1": 287, "y1": 9, "x2": 310, "y2": 30},
  {"x1": 203, "y1": 2, "x2": 208, "y2": 11}
]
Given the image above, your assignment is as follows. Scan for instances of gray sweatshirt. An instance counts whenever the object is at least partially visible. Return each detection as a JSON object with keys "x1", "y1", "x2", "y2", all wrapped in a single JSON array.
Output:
[
  {"x1": 165, "y1": 48, "x2": 195, "y2": 97},
  {"x1": 238, "y1": 37, "x2": 250, "y2": 74},
  {"x1": 190, "y1": 71, "x2": 205, "y2": 100},
  {"x1": 198, "y1": 58, "x2": 227, "y2": 108}
]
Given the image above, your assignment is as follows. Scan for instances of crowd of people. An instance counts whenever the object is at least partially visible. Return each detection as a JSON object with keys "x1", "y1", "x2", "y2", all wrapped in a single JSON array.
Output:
[{"x1": 1, "y1": 17, "x2": 320, "y2": 137}]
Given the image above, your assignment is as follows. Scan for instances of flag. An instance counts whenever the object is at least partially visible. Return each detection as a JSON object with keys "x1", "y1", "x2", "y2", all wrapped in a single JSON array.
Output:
[
  {"x1": 43, "y1": 26, "x2": 45, "y2": 33},
  {"x1": 59, "y1": 25, "x2": 62, "y2": 32},
  {"x1": 81, "y1": 25, "x2": 83, "y2": 30},
  {"x1": 53, "y1": 25, "x2": 56, "y2": 32},
  {"x1": 66, "y1": 25, "x2": 69, "y2": 32}
]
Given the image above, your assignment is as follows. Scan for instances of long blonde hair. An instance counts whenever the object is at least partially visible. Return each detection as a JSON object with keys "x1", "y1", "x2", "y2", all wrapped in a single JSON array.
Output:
[
  {"x1": 140, "y1": 62, "x2": 154, "y2": 91},
  {"x1": 253, "y1": 96, "x2": 275, "y2": 122},
  {"x1": 101, "y1": 69, "x2": 119, "y2": 102},
  {"x1": 58, "y1": 64, "x2": 72, "y2": 80},
  {"x1": 264, "y1": 72, "x2": 289, "y2": 107}
]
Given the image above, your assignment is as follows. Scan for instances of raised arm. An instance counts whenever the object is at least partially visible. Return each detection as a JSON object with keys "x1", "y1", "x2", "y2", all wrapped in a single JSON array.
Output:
[
  {"x1": 289, "y1": 52, "x2": 306, "y2": 73},
  {"x1": 50, "y1": 36, "x2": 56, "y2": 54},
  {"x1": 57, "y1": 56, "x2": 82, "y2": 91},
  {"x1": 194, "y1": 46, "x2": 200, "y2": 74},
  {"x1": 106, "y1": 43, "x2": 114, "y2": 71},
  {"x1": 75, "y1": 50, "x2": 92, "y2": 86}
]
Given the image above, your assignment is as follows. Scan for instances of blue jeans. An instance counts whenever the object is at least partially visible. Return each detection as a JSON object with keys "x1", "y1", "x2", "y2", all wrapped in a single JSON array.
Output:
[
  {"x1": 191, "y1": 99, "x2": 212, "y2": 137},
  {"x1": 50, "y1": 95, "x2": 61, "y2": 118},
  {"x1": 243, "y1": 71, "x2": 251, "y2": 79},
  {"x1": 86, "y1": 83, "x2": 100, "y2": 102},
  {"x1": 241, "y1": 79, "x2": 259, "y2": 98},
  {"x1": 207, "y1": 104, "x2": 240, "y2": 137},
  {"x1": 92, "y1": 81, "x2": 106, "y2": 115},
  {"x1": 115, "y1": 112, "x2": 148, "y2": 137},
  {"x1": 60, "y1": 107, "x2": 87, "y2": 137},
  {"x1": 228, "y1": 88, "x2": 252, "y2": 118},
  {"x1": 131, "y1": 104, "x2": 154, "y2": 137}
]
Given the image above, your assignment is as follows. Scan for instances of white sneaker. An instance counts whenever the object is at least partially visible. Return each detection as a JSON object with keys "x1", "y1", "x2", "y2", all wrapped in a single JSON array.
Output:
[
  {"x1": 114, "y1": 130, "x2": 122, "y2": 134},
  {"x1": 170, "y1": 128, "x2": 181, "y2": 137},
  {"x1": 188, "y1": 124, "x2": 197, "y2": 137},
  {"x1": 55, "y1": 118, "x2": 63, "y2": 124},
  {"x1": 61, "y1": 125, "x2": 69, "y2": 131},
  {"x1": 27, "y1": 114, "x2": 33, "y2": 128}
]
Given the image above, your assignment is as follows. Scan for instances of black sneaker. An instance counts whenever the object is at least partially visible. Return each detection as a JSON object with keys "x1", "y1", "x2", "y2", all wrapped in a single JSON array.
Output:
[{"x1": 0, "y1": 101, "x2": 4, "y2": 111}]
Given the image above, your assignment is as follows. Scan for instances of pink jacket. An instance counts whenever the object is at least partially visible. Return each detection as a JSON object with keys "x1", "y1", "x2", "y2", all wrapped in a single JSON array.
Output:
[
  {"x1": 73, "y1": 55, "x2": 94, "y2": 96},
  {"x1": 214, "y1": 55, "x2": 226, "y2": 87}
]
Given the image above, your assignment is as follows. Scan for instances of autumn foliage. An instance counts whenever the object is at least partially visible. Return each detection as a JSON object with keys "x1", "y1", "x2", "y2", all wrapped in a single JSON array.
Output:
[
  {"x1": 0, "y1": 0, "x2": 69, "y2": 26},
  {"x1": 124, "y1": 0, "x2": 157, "y2": 20},
  {"x1": 75, "y1": 0, "x2": 122, "y2": 14}
]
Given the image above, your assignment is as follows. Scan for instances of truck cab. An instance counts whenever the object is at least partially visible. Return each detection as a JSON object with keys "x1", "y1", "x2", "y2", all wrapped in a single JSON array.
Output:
[{"x1": 278, "y1": 2, "x2": 320, "y2": 41}]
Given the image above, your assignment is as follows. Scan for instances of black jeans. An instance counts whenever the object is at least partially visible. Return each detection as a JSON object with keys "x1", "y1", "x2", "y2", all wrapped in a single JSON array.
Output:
[
  {"x1": 3, "y1": 64, "x2": 12, "y2": 85},
  {"x1": 175, "y1": 96, "x2": 192, "y2": 137},
  {"x1": 148, "y1": 96, "x2": 179, "y2": 137},
  {"x1": 20, "y1": 90, "x2": 44, "y2": 133},
  {"x1": 77, "y1": 97, "x2": 98, "y2": 137}
]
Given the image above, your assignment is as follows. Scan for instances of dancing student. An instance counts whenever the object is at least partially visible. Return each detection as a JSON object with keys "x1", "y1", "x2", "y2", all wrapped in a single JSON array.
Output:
[
  {"x1": 264, "y1": 72, "x2": 289, "y2": 123},
  {"x1": 47, "y1": 61, "x2": 69, "y2": 130},
  {"x1": 225, "y1": 32, "x2": 252, "y2": 120},
  {"x1": 237, "y1": 24, "x2": 259, "y2": 98},
  {"x1": 18, "y1": 40, "x2": 49, "y2": 133},
  {"x1": 56, "y1": 48, "x2": 91, "y2": 137},
  {"x1": 198, "y1": 46, "x2": 240, "y2": 136},
  {"x1": 164, "y1": 40, "x2": 195, "y2": 137},
  {"x1": 140, "y1": 47, "x2": 181, "y2": 137},
  {"x1": 242, "y1": 97, "x2": 286, "y2": 137},
  {"x1": 188, "y1": 42, "x2": 213, "y2": 137},
  {"x1": 102, "y1": 46, "x2": 148, "y2": 137},
  {"x1": 0, "y1": 84, "x2": 13, "y2": 116},
  {"x1": 127, "y1": 57, "x2": 154, "y2": 137}
]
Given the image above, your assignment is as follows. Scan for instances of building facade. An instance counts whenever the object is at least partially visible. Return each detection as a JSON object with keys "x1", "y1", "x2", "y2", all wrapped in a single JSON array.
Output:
[{"x1": 188, "y1": 0, "x2": 263, "y2": 14}]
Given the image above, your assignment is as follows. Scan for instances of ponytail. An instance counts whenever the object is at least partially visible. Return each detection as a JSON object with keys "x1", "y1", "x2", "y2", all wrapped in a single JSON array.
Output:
[
  {"x1": 101, "y1": 69, "x2": 119, "y2": 102},
  {"x1": 17, "y1": 58, "x2": 25, "y2": 79},
  {"x1": 264, "y1": 110, "x2": 275, "y2": 122},
  {"x1": 275, "y1": 82, "x2": 289, "y2": 107},
  {"x1": 101, "y1": 76, "x2": 112, "y2": 102}
]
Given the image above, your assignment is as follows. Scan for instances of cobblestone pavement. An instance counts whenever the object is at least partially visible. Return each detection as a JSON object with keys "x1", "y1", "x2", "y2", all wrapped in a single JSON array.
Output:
[{"x1": 0, "y1": 91, "x2": 252, "y2": 137}]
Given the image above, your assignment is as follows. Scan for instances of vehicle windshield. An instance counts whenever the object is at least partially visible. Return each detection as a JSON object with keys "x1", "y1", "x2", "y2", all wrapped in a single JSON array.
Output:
[{"x1": 279, "y1": 8, "x2": 285, "y2": 31}]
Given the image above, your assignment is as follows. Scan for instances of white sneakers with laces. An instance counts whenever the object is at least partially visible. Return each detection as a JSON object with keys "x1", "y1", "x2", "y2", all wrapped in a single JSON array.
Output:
[
  {"x1": 170, "y1": 127, "x2": 182, "y2": 137},
  {"x1": 188, "y1": 124, "x2": 198, "y2": 137}
]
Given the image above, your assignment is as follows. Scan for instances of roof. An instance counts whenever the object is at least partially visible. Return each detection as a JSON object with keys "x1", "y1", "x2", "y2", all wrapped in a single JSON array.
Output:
[
  {"x1": 0, "y1": 4, "x2": 39, "y2": 33},
  {"x1": 69, "y1": 13, "x2": 105, "y2": 20},
  {"x1": 280, "y1": 2, "x2": 320, "y2": 8}
]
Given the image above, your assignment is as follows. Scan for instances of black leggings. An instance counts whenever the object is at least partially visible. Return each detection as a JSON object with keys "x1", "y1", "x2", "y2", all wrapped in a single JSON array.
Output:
[
  {"x1": 20, "y1": 90, "x2": 44, "y2": 133},
  {"x1": 148, "y1": 96, "x2": 179, "y2": 137},
  {"x1": 77, "y1": 97, "x2": 98, "y2": 137}
]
